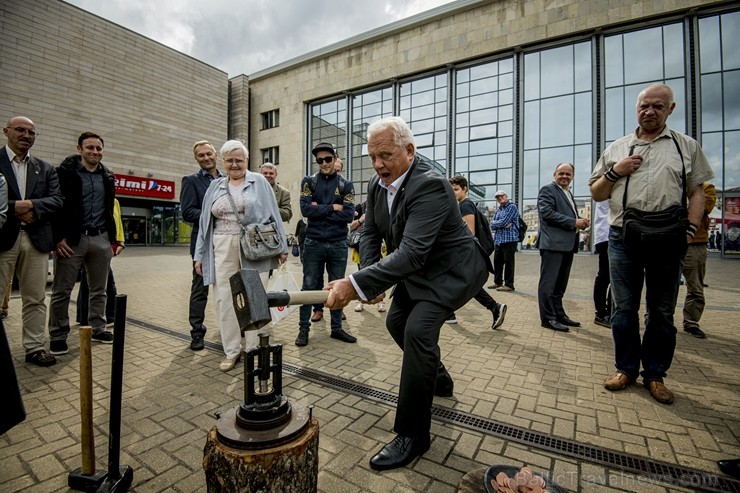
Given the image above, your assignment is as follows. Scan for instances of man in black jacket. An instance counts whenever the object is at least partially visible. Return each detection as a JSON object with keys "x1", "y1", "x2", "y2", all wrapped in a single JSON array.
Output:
[
  {"x1": 294, "y1": 142, "x2": 356, "y2": 347},
  {"x1": 48, "y1": 132, "x2": 123, "y2": 355},
  {"x1": 326, "y1": 117, "x2": 489, "y2": 470},
  {"x1": 0, "y1": 116, "x2": 63, "y2": 367},
  {"x1": 180, "y1": 140, "x2": 222, "y2": 350}
]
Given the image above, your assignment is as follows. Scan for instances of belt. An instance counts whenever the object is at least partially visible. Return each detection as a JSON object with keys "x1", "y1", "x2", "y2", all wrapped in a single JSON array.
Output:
[{"x1": 82, "y1": 228, "x2": 104, "y2": 236}]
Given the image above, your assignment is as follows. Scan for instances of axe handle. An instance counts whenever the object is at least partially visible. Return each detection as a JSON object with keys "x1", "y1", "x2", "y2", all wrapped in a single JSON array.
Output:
[{"x1": 267, "y1": 290, "x2": 329, "y2": 307}]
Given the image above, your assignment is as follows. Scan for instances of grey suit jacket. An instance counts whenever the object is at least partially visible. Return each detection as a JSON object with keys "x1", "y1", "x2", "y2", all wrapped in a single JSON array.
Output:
[
  {"x1": 536, "y1": 181, "x2": 579, "y2": 253},
  {"x1": 0, "y1": 146, "x2": 63, "y2": 253},
  {"x1": 354, "y1": 157, "x2": 489, "y2": 308}
]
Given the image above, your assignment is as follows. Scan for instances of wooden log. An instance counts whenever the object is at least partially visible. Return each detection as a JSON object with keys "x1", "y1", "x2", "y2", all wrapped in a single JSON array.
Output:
[{"x1": 203, "y1": 418, "x2": 319, "y2": 493}]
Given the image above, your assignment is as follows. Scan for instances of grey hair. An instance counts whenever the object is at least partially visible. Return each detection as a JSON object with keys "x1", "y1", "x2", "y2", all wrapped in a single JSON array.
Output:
[
  {"x1": 260, "y1": 162, "x2": 277, "y2": 171},
  {"x1": 367, "y1": 116, "x2": 415, "y2": 148},
  {"x1": 638, "y1": 83, "x2": 674, "y2": 106},
  {"x1": 220, "y1": 139, "x2": 249, "y2": 159}
]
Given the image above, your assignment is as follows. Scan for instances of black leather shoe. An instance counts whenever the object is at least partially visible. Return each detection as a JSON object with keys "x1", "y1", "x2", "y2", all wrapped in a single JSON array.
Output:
[
  {"x1": 330, "y1": 329, "x2": 357, "y2": 343},
  {"x1": 295, "y1": 331, "x2": 309, "y2": 347},
  {"x1": 718, "y1": 459, "x2": 740, "y2": 479},
  {"x1": 369, "y1": 434, "x2": 430, "y2": 470},
  {"x1": 541, "y1": 319, "x2": 569, "y2": 332},
  {"x1": 558, "y1": 316, "x2": 581, "y2": 327},
  {"x1": 190, "y1": 337, "x2": 204, "y2": 351},
  {"x1": 684, "y1": 326, "x2": 706, "y2": 338}
]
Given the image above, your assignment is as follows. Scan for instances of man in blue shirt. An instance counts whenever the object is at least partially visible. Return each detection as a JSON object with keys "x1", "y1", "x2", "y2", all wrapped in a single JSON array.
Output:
[
  {"x1": 489, "y1": 190, "x2": 519, "y2": 291},
  {"x1": 295, "y1": 143, "x2": 356, "y2": 347}
]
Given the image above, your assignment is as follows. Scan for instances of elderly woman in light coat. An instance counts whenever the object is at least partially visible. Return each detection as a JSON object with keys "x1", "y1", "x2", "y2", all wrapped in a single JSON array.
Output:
[{"x1": 194, "y1": 140, "x2": 288, "y2": 372}]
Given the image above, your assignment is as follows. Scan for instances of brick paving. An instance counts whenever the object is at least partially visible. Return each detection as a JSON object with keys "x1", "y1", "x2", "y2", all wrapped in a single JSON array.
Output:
[{"x1": 1, "y1": 246, "x2": 738, "y2": 492}]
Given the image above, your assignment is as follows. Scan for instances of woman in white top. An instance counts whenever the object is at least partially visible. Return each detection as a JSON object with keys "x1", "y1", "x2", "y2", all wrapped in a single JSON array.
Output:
[{"x1": 194, "y1": 140, "x2": 288, "y2": 371}]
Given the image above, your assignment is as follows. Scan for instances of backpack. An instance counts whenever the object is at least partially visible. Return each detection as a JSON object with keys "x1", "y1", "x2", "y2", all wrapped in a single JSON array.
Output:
[
  {"x1": 517, "y1": 215, "x2": 528, "y2": 242},
  {"x1": 474, "y1": 207, "x2": 495, "y2": 256}
]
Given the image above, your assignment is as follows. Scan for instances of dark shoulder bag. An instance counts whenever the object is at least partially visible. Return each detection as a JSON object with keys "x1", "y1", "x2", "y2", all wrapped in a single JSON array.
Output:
[{"x1": 621, "y1": 132, "x2": 689, "y2": 250}]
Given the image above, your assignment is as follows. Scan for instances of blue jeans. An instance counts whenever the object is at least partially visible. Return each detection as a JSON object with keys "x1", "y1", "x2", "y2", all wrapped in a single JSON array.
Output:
[
  {"x1": 299, "y1": 238, "x2": 348, "y2": 332},
  {"x1": 608, "y1": 227, "x2": 686, "y2": 382}
]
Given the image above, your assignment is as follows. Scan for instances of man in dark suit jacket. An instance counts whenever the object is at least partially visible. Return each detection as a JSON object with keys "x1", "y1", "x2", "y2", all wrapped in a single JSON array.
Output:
[
  {"x1": 326, "y1": 117, "x2": 490, "y2": 471},
  {"x1": 0, "y1": 116, "x2": 63, "y2": 367},
  {"x1": 180, "y1": 140, "x2": 223, "y2": 351},
  {"x1": 536, "y1": 162, "x2": 590, "y2": 332}
]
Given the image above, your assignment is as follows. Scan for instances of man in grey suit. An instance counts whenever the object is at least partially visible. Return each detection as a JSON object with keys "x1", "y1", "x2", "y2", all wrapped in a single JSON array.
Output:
[
  {"x1": 180, "y1": 140, "x2": 223, "y2": 350},
  {"x1": 326, "y1": 117, "x2": 490, "y2": 471},
  {"x1": 0, "y1": 116, "x2": 63, "y2": 366},
  {"x1": 536, "y1": 162, "x2": 589, "y2": 332}
]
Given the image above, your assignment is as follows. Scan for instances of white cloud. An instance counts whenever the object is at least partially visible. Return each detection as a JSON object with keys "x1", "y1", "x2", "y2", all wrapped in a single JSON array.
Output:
[{"x1": 64, "y1": 0, "x2": 456, "y2": 76}]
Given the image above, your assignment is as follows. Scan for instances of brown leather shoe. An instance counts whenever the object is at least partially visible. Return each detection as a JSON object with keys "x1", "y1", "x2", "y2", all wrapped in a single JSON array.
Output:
[
  {"x1": 645, "y1": 380, "x2": 674, "y2": 404},
  {"x1": 310, "y1": 311, "x2": 323, "y2": 322},
  {"x1": 25, "y1": 349, "x2": 57, "y2": 367},
  {"x1": 604, "y1": 371, "x2": 632, "y2": 391}
]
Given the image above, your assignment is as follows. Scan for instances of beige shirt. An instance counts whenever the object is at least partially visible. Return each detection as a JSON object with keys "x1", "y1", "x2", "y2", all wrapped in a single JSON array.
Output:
[{"x1": 589, "y1": 127, "x2": 714, "y2": 227}]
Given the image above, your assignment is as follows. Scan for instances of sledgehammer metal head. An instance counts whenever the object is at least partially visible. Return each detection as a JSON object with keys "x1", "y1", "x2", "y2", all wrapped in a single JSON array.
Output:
[{"x1": 230, "y1": 269, "x2": 330, "y2": 333}]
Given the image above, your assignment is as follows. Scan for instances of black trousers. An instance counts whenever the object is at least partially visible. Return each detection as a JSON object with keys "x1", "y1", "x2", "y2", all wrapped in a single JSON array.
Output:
[
  {"x1": 593, "y1": 241, "x2": 611, "y2": 317},
  {"x1": 385, "y1": 283, "x2": 449, "y2": 439},
  {"x1": 493, "y1": 241, "x2": 517, "y2": 288},
  {"x1": 0, "y1": 318, "x2": 25, "y2": 435},
  {"x1": 473, "y1": 288, "x2": 497, "y2": 311},
  {"x1": 189, "y1": 262, "x2": 209, "y2": 339},
  {"x1": 538, "y1": 249, "x2": 575, "y2": 322}
]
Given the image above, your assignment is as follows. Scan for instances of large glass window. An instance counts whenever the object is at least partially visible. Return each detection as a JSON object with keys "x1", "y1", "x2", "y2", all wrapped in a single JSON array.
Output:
[
  {"x1": 522, "y1": 42, "x2": 593, "y2": 242},
  {"x1": 455, "y1": 58, "x2": 514, "y2": 210},
  {"x1": 699, "y1": 11, "x2": 740, "y2": 255},
  {"x1": 350, "y1": 87, "x2": 393, "y2": 198},
  {"x1": 604, "y1": 23, "x2": 687, "y2": 144},
  {"x1": 400, "y1": 73, "x2": 449, "y2": 177},
  {"x1": 310, "y1": 98, "x2": 347, "y2": 175}
]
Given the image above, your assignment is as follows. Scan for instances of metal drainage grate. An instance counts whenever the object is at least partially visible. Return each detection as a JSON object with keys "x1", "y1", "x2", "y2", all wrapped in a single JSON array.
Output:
[
  {"x1": 129, "y1": 319, "x2": 740, "y2": 493},
  {"x1": 282, "y1": 363, "x2": 740, "y2": 493}
]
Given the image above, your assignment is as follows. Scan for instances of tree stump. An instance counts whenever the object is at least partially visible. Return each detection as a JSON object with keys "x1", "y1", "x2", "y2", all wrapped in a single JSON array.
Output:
[{"x1": 203, "y1": 418, "x2": 319, "y2": 493}]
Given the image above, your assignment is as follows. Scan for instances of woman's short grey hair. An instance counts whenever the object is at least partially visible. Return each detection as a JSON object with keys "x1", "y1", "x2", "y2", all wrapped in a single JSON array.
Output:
[
  {"x1": 220, "y1": 139, "x2": 249, "y2": 159},
  {"x1": 367, "y1": 116, "x2": 415, "y2": 148}
]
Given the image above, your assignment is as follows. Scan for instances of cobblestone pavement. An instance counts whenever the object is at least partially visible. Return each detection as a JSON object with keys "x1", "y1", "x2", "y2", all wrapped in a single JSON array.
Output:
[{"x1": 1, "y1": 246, "x2": 739, "y2": 492}]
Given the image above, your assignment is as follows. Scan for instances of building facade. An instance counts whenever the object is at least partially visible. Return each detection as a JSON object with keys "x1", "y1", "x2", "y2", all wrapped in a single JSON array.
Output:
[
  {"x1": 0, "y1": 0, "x2": 228, "y2": 246},
  {"x1": 2, "y1": 0, "x2": 738, "y2": 253},
  {"x1": 243, "y1": 0, "x2": 739, "y2": 255}
]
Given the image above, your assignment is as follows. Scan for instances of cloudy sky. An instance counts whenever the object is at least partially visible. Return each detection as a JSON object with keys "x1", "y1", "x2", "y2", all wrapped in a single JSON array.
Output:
[{"x1": 65, "y1": 0, "x2": 457, "y2": 77}]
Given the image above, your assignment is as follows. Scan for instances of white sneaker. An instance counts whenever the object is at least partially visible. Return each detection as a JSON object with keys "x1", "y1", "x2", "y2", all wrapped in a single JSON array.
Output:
[
  {"x1": 445, "y1": 314, "x2": 458, "y2": 324},
  {"x1": 219, "y1": 354, "x2": 241, "y2": 372}
]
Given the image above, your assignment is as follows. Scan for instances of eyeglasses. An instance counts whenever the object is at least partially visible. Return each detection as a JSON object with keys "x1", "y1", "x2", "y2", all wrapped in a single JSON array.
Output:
[
  {"x1": 224, "y1": 158, "x2": 246, "y2": 165},
  {"x1": 6, "y1": 127, "x2": 36, "y2": 137},
  {"x1": 316, "y1": 156, "x2": 334, "y2": 165}
]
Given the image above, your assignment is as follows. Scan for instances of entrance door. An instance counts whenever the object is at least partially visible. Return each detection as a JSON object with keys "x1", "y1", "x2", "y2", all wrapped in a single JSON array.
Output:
[{"x1": 123, "y1": 217, "x2": 147, "y2": 246}]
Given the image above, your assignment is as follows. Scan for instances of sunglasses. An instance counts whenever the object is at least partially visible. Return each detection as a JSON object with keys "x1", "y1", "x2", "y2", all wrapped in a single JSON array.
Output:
[{"x1": 316, "y1": 156, "x2": 334, "y2": 165}]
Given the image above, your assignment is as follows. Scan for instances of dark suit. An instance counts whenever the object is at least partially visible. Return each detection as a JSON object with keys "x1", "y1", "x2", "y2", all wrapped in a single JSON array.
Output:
[
  {"x1": 0, "y1": 146, "x2": 63, "y2": 354},
  {"x1": 536, "y1": 181, "x2": 580, "y2": 323},
  {"x1": 353, "y1": 157, "x2": 489, "y2": 438},
  {"x1": 181, "y1": 169, "x2": 219, "y2": 339},
  {"x1": 0, "y1": 147, "x2": 62, "y2": 253}
]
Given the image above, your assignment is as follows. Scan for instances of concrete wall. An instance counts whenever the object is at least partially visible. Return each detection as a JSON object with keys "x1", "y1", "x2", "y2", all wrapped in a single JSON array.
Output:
[
  {"x1": 0, "y1": 0, "x2": 228, "y2": 202},
  {"x1": 245, "y1": 0, "x2": 726, "y2": 212}
]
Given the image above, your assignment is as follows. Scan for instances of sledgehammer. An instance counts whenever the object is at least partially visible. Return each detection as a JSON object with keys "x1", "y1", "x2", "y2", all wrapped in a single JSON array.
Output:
[{"x1": 230, "y1": 269, "x2": 329, "y2": 332}]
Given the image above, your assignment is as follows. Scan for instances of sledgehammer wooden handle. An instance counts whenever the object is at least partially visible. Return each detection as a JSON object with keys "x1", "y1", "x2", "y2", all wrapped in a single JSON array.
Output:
[{"x1": 268, "y1": 290, "x2": 329, "y2": 307}]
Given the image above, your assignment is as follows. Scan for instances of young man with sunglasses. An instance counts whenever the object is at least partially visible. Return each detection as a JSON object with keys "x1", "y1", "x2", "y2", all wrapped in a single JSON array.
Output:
[{"x1": 295, "y1": 143, "x2": 357, "y2": 347}]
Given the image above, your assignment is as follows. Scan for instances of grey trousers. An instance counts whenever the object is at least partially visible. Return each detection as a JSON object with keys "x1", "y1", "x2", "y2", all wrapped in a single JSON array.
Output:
[{"x1": 49, "y1": 232, "x2": 113, "y2": 339}]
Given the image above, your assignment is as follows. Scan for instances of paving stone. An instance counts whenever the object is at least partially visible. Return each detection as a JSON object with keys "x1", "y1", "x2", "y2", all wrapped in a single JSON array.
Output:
[{"x1": 1, "y1": 248, "x2": 737, "y2": 492}]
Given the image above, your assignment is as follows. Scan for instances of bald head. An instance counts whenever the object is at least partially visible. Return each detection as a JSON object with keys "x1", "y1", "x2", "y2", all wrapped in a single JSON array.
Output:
[{"x1": 3, "y1": 116, "x2": 37, "y2": 157}]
